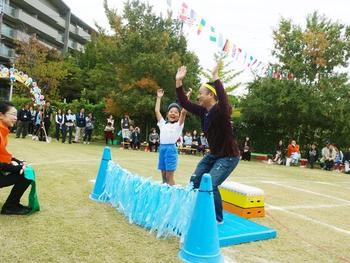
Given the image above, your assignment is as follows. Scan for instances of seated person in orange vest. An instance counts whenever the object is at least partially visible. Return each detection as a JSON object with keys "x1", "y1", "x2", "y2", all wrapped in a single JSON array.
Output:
[
  {"x1": 0, "y1": 101, "x2": 32, "y2": 215},
  {"x1": 286, "y1": 140, "x2": 301, "y2": 166}
]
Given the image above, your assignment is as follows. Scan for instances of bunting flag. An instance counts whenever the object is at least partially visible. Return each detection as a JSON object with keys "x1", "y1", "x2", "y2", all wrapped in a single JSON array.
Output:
[
  {"x1": 267, "y1": 67, "x2": 273, "y2": 77},
  {"x1": 231, "y1": 44, "x2": 237, "y2": 59},
  {"x1": 171, "y1": 0, "x2": 268, "y2": 73},
  {"x1": 179, "y1": 2, "x2": 189, "y2": 22},
  {"x1": 188, "y1": 9, "x2": 197, "y2": 25},
  {"x1": 236, "y1": 48, "x2": 242, "y2": 60},
  {"x1": 243, "y1": 52, "x2": 247, "y2": 64},
  {"x1": 272, "y1": 70, "x2": 281, "y2": 79},
  {"x1": 255, "y1": 61, "x2": 262, "y2": 70},
  {"x1": 250, "y1": 59, "x2": 258, "y2": 68},
  {"x1": 209, "y1": 26, "x2": 216, "y2": 42},
  {"x1": 197, "y1": 18, "x2": 206, "y2": 35},
  {"x1": 247, "y1": 55, "x2": 254, "y2": 67},
  {"x1": 222, "y1": 39, "x2": 232, "y2": 53},
  {"x1": 287, "y1": 72, "x2": 294, "y2": 80},
  {"x1": 217, "y1": 33, "x2": 223, "y2": 49}
]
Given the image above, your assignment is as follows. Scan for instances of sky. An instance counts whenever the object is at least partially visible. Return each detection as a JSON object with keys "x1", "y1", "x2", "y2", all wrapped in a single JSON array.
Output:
[{"x1": 64, "y1": 0, "x2": 350, "y2": 94}]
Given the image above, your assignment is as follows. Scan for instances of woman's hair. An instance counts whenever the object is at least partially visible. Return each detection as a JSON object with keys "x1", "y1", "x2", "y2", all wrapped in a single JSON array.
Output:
[{"x1": 0, "y1": 101, "x2": 14, "y2": 114}]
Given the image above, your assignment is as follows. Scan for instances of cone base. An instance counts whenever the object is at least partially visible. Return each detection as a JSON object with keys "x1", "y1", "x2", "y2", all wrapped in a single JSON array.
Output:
[
  {"x1": 178, "y1": 249, "x2": 224, "y2": 263},
  {"x1": 89, "y1": 193, "x2": 107, "y2": 202}
]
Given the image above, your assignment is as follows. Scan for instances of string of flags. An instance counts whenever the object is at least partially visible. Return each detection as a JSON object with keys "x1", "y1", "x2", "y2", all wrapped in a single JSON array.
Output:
[
  {"x1": 166, "y1": 0, "x2": 295, "y2": 80},
  {"x1": 170, "y1": 0, "x2": 264, "y2": 74}
]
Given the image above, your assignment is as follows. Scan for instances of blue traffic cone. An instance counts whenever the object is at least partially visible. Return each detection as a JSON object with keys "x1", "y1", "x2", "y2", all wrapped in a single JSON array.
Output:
[
  {"x1": 90, "y1": 147, "x2": 111, "y2": 201},
  {"x1": 178, "y1": 174, "x2": 224, "y2": 263}
]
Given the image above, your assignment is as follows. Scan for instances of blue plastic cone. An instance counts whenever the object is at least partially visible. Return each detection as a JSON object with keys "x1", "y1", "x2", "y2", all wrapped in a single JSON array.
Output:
[
  {"x1": 179, "y1": 174, "x2": 224, "y2": 263},
  {"x1": 90, "y1": 147, "x2": 111, "y2": 201}
]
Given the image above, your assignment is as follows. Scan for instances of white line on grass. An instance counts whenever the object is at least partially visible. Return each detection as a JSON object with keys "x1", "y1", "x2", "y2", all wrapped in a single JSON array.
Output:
[
  {"x1": 261, "y1": 181, "x2": 350, "y2": 204},
  {"x1": 29, "y1": 158, "x2": 150, "y2": 166},
  {"x1": 223, "y1": 256, "x2": 237, "y2": 263},
  {"x1": 267, "y1": 204, "x2": 350, "y2": 236},
  {"x1": 266, "y1": 203, "x2": 350, "y2": 210},
  {"x1": 239, "y1": 178, "x2": 350, "y2": 189},
  {"x1": 30, "y1": 159, "x2": 99, "y2": 165}
]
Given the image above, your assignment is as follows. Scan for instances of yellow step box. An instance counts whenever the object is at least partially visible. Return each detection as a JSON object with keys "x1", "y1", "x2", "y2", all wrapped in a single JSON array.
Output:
[{"x1": 219, "y1": 182, "x2": 264, "y2": 208}]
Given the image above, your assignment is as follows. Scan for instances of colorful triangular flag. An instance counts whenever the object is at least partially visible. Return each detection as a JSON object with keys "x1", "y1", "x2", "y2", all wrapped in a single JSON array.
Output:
[
  {"x1": 179, "y1": 2, "x2": 189, "y2": 22},
  {"x1": 209, "y1": 26, "x2": 217, "y2": 42},
  {"x1": 222, "y1": 39, "x2": 232, "y2": 53},
  {"x1": 217, "y1": 33, "x2": 223, "y2": 49},
  {"x1": 187, "y1": 9, "x2": 197, "y2": 26},
  {"x1": 243, "y1": 52, "x2": 247, "y2": 64},
  {"x1": 235, "y1": 48, "x2": 242, "y2": 60},
  {"x1": 197, "y1": 18, "x2": 206, "y2": 35},
  {"x1": 250, "y1": 59, "x2": 257, "y2": 68},
  {"x1": 231, "y1": 44, "x2": 237, "y2": 59},
  {"x1": 247, "y1": 55, "x2": 254, "y2": 67}
]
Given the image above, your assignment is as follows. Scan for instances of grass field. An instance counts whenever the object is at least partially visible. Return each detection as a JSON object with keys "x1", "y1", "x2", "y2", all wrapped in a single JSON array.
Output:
[{"x1": 1, "y1": 136, "x2": 350, "y2": 263}]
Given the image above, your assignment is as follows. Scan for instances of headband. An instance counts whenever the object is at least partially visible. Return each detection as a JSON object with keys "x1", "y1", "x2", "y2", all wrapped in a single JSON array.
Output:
[{"x1": 203, "y1": 83, "x2": 217, "y2": 96}]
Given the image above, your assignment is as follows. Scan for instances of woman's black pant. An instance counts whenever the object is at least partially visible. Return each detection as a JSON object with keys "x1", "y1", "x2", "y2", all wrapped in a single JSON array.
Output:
[{"x1": 0, "y1": 172, "x2": 31, "y2": 207}]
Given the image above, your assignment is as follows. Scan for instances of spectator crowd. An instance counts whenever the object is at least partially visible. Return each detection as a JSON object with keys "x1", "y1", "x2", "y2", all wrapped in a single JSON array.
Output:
[{"x1": 11, "y1": 102, "x2": 350, "y2": 175}]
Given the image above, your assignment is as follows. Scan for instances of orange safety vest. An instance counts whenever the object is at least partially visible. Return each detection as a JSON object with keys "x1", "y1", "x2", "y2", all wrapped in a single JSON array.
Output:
[
  {"x1": 0, "y1": 122, "x2": 12, "y2": 164},
  {"x1": 287, "y1": 144, "x2": 300, "y2": 157}
]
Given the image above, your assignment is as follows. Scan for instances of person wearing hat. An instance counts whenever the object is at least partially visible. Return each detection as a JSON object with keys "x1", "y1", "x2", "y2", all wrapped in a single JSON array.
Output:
[
  {"x1": 0, "y1": 101, "x2": 32, "y2": 215},
  {"x1": 155, "y1": 89, "x2": 187, "y2": 185},
  {"x1": 175, "y1": 63, "x2": 240, "y2": 224}
]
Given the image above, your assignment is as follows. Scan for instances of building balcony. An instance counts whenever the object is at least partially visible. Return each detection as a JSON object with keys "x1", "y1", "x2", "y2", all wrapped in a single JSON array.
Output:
[
  {"x1": 56, "y1": 34, "x2": 65, "y2": 44},
  {"x1": 68, "y1": 39, "x2": 77, "y2": 49},
  {"x1": 69, "y1": 25, "x2": 91, "y2": 42},
  {"x1": 2, "y1": 4, "x2": 19, "y2": 18},
  {"x1": 1, "y1": 24, "x2": 17, "y2": 39},
  {"x1": 0, "y1": 44, "x2": 15, "y2": 59},
  {"x1": 17, "y1": 9, "x2": 59, "y2": 40},
  {"x1": 22, "y1": 0, "x2": 67, "y2": 29}
]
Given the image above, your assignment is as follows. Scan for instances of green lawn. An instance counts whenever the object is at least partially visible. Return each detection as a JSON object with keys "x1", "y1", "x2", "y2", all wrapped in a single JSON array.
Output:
[{"x1": 1, "y1": 136, "x2": 350, "y2": 262}]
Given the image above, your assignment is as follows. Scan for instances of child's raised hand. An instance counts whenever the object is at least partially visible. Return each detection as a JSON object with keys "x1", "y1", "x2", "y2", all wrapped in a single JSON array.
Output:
[
  {"x1": 211, "y1": 62, "x2": 220, "y2": 80},
  {"x1": 186, "y1": 88, "x2": 192, "y2": 99},
  {"x1": 157, "y1": 89, "x2": 164, "y2": 98},
  {"x1": 176, "y1": 66, "x2": 187, "y2": 81}
]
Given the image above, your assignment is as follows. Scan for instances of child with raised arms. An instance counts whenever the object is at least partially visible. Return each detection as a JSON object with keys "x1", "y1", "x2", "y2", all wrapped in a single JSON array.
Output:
[{"x1": 155, "y1": 88, "x2": 187, "y2": 185}]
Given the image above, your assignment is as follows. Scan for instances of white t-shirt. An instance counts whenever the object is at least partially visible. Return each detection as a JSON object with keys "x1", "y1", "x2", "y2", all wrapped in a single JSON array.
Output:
[{"x1": 157, "y1": 118, "x2": 184, "y2": 144}]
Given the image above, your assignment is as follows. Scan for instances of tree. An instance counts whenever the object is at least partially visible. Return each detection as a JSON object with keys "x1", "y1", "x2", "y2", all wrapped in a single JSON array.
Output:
[
  {"x1": 58, "y1": 55, "x2": 84, "y2": 102},
  {"x1": 240, "y1": 12, "x2": 350, "y2": 152},
  {"x1": 201, "y1": 51, "x2": 242, "y2": 107},
  {"x1": 15, "y1": 37, "x2": 68, "y2": 100},
  {"x1": 272, "y1": 12, "x2": 350, "y2": 84},
  {"x1": 77, "y1": 0, "x2": 201, "y2": 134}
]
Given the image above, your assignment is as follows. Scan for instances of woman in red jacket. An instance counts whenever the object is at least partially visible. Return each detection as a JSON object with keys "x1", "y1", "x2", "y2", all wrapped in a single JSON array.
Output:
[{"x1": 0, "y1": 101, "x2": 32, "y2": 215}]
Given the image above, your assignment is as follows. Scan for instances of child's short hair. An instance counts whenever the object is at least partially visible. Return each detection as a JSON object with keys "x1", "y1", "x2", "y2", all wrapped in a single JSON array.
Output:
[{"x1": 167, "y1": 102, "x2": 181, "y2": 112}]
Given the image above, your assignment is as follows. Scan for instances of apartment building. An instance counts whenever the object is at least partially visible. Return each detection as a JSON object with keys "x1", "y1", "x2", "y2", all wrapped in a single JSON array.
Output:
[{"x1": 0, "y1": 0, "x2": 96, "y2": 65}]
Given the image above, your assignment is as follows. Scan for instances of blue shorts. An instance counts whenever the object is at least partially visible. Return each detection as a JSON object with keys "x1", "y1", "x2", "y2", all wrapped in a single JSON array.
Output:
[{"x1": 158, "y1": 144, "x2": 178, "y2": 171}]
